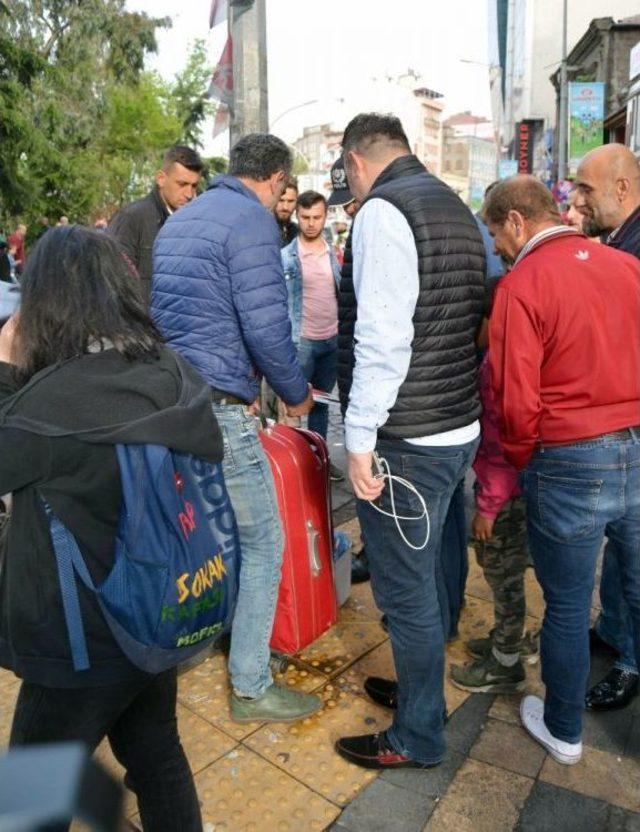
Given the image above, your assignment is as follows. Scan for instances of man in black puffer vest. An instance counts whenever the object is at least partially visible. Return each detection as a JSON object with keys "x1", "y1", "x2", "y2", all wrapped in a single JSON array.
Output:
[{"x1": 334, "y1": 114, "x2": 485, "y2": 771}]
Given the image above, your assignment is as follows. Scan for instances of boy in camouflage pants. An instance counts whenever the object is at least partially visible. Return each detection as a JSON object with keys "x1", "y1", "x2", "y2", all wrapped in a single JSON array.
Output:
[{"x1": 450, "y1": 352, "x2": 538, "y2": 694}]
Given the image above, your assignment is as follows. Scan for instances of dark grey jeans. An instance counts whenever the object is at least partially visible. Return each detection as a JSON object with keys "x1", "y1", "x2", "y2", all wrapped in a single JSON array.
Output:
[{"x1": 10, "y1": 669, "x2": 202, "y2": 832}]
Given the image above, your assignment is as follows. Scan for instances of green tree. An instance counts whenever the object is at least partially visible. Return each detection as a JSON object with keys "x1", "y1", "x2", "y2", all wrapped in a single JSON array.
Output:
[
  {"x1": 0, "y1": 0, "x2": 171, "y2": 229},
  {"x1": 172, "y1": 39, "x2": 216, "y2": 148}
]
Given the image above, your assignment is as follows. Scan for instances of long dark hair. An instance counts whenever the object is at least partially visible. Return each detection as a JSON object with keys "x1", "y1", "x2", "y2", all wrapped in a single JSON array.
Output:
[{"x1": 13, "y1": 225, "x2": 162, "y2": 384}]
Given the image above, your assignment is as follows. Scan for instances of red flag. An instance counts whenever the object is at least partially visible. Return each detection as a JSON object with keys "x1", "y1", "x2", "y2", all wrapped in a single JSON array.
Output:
[{"x1": 207, "y1": 35, "x2": 233, "y2": 137}]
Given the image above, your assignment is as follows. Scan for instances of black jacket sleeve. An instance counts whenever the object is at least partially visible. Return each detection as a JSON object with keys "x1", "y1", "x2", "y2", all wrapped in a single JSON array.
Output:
[{"x1": 108, "y1": 205, "x2": 142, "y2": 270}]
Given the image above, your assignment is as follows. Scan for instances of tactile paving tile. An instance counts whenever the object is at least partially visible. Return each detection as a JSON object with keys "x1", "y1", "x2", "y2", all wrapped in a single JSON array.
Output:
[
  {"x1": 0, "y1": 680, "x2": 19, "y2": 750},
  {"x1": 177, "y1": 651, "x2": 326, "y2": 741},
  {"x1": 339, "y1": 577, "x2": 382, "y2": 623},
  {"x1": 453, "y1": 596, "x2": 496, "y2": 646},
  {"x1": 178, "y1": 652, "x2": 262, "y2": 741},
  {"x1": 244, "y1": 681, "x2": 386, "y2": 805},
  {"x1": 176, "y1": 702, "x2": 239, "y2": 773},
  {"x1": 0, "y1": 668, "x2": 19, "y2": 694},
  {"x1": 297, "y1": 620, "x2": 387, "y2": 678},
  {"x1": 334, "y1": 639, "x2": 396, "y2": 700},
  {"x1": 93, "y1": 703, "x2": 239, "y2": 820},
  {"x1": 93, "y1": 742, "x2": 139, "y2": 819},
  {"x1": 333, "y1": 631, "x2": 472, "y2": 717},
  {"x1": 270, "y1": 654, "x2": 330, "y2": 694},
  {"x1": 194, "y1": 746, "x2": 340, "y2": 830}
]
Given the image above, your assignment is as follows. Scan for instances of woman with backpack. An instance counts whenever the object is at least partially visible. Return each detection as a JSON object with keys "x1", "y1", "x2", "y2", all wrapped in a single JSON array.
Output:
[{"x1": 0, "y1": 226, "x2": 229, "y2": 831}]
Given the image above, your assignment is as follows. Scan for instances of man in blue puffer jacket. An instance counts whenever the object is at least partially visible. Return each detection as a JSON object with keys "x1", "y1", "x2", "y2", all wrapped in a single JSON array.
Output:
[{"x1": 152, "y1": 134, "x2": 319, "y2": 724}]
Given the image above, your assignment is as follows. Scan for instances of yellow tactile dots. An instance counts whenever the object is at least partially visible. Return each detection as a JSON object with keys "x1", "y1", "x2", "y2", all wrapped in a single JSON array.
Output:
[
  {"x1": 193, "y1": 746, "x2": 340, "y2": 830},
  {"x1": 297, "y1": 620, "x2": 387, "y2": 679},
  {"x1": 245, "y1": 682, "x2": 383, "y2": 805}
]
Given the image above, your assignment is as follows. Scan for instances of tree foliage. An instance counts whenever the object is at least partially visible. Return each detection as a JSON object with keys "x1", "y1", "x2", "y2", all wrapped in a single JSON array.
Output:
[{"x1": 0, "y1": 2, "x2": 217, "y2": 233}]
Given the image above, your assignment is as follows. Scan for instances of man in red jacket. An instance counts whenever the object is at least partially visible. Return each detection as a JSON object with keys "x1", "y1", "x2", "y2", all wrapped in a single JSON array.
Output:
[{"x1": 485, "y1": 175, "x2": 640, "y2": 765}]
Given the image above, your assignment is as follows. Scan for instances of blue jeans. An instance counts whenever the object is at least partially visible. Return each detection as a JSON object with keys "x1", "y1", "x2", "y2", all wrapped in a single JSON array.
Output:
[
  {"x1": 595, "y1": 538, "x2": 638, "y2": 673},
  {"x1": 297, "y1": 336, "x2": 337, "y2": 439},
  {"x1": 522, "y1": 433, "x2": 640, "y2": 743},
  {"x1": 356, "y1": 436, "x2": 479, "y2": 764},
  {"x1": 213, "y1": 404, "x2": 284, "y2": 698}
]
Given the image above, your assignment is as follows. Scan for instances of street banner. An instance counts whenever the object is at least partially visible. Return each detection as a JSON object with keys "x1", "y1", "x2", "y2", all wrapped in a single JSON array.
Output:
[
  {"x1": 568, "y1": 82, "x2": 605, "y2": 175},
  {"x1": 207, "y1": 36, "x2": 233, "y2": 137}
]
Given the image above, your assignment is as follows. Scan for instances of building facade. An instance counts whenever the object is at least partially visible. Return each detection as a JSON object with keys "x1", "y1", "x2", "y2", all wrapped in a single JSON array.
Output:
[
  {"x1": 441, "y1": 112, "x2": 498, "y2": 210},
  {"x1": 627, "y1": 40, "x2": 640, "y2": 157},
  {"x1": 489, "y1": 0, "x2": 640, "y2": 179},
  {"x1": 550, "y1": 15, "x2": 640, "y2": 152}
]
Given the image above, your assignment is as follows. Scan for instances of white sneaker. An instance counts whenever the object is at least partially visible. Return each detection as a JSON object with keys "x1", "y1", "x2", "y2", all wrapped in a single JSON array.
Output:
[{"x1": 520, "y1": 695, "x2": 582, "y2": 765}]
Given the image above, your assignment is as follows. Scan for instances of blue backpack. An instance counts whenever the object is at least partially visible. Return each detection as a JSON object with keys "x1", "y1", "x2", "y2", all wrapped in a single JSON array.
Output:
[{"x1": 47, "y1": 443, "x2": 241, "y2": 674}]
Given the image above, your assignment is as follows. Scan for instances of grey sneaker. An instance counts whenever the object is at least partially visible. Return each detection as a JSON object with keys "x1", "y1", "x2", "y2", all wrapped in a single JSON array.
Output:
[
  {"x1": 466, "y1": 629, "x2": 539, "y2": 665},
  {"x1": 230, "y1": 683, "x2": 323, "y2": 724},
  {"x1": 450, "y1": 653, "x2": 525, "y2": 694}
]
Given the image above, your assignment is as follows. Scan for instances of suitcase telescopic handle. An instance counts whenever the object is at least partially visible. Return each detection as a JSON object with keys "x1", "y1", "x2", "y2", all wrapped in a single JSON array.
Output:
[{"x1": 305, "y1": 520, "x2": 322, "y2": 575}]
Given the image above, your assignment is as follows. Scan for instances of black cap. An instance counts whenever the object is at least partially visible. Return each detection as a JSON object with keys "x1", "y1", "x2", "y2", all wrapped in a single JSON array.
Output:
[{"x1": 327, "y1": 155, "x2": 354, "y2": 207}]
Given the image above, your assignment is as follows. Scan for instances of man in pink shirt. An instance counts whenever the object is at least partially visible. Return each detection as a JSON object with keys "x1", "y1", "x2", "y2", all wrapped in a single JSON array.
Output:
[{"x1": 282, "y1": 191, "x2": 343, "y2": 479}]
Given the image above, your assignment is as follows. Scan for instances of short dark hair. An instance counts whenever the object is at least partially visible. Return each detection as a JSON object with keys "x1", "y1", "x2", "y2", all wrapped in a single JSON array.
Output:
[
  {"x1": 162, "y1": 145, "x2": 204, "y2": 173},
  {"x1": 342, "y1": 113, "x2": 410, "y2": 159},
  {"x1": 284, "y1": 177, "x2": 298, "y2": 193},
  {"x1": 483, "y1": 175, "x2": 560, "y2": 226},
  {"x1": 14, "y1": 226, "x2": 161, "y2": 384},
  {"x1": 228, "y1": 133, "x2": 292, "y2": 181},
  {"x1": 297, "y1": 190, "x2": 327, "y2": 211}
]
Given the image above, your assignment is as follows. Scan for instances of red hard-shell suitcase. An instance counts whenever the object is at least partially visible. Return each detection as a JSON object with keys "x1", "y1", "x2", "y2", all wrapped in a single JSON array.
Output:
[{"x1": 260, "y1": 424, "x2": 338, "y2": 655}]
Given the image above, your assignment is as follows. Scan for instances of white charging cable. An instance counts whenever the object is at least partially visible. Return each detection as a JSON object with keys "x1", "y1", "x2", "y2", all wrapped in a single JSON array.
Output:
[{"x1": 368, "y1": 453, "x2": 430, "y2": 551}]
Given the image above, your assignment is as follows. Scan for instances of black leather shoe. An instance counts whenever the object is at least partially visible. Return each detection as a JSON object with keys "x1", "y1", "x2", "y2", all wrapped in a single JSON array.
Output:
[
  {"x1": 351, "y1": 549, "x2": 370, "y2": 584},
  {"x1": 335, "y1": 731, "x2": 440, "y2": 770},
  {"x1": 363, "y1": 676, "x2": 449, "y2": 723},
  {"x1": 589, "y1": 628, "x2": 619, "y2": 657},
  {"x1": 585, "y1": 667, "x2": 639, "y2": 711},
  {"x1": 364, "y1": 676, "x2": 398, "y2": 710}
]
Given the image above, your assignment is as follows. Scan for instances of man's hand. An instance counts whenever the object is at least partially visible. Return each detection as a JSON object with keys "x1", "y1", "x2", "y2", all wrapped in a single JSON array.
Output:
[
  {"x1": 0, "y1": 315, "x2": 19, "y2": 364},
  {"x1": 348, "y1": 451, "x2": 385, "y2": 501},
  {"x1": 285, "y1": 385, "x2": 313, "y2": 417},
  {"x1": 472, "y1": 512, "x2": 495, "y2": 541}
]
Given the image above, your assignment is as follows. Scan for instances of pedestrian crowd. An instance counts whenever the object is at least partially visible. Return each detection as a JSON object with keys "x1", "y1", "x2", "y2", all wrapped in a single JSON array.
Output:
[{"x1": 0, "y1": 114, "x2": 639, "y2": 830}]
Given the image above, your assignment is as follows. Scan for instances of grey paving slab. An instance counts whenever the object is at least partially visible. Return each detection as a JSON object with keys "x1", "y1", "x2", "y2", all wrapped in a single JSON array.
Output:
[
  {"x1": 335, "y1": 777, "x2": 435, "y2": 832},
  {"x1": 380, "y1": 749, "x2": 465, "y2": 799},
  {"x1": 582, "y1": 706, "x2": 635, "y2": 757},
  {"x1": 625, "y1": 714, "x2": 640, "y2": 757},
  {"x1": 333, "y1": 499, "x2": 357, "y2": 527},
  {"x1": 608, "y1": 806, "x2": 640, "y2": 832},
  {"x1": 444, "y1": 692, "x2": 494, "y2": 755},
  {"x1": 332, "y1": 481, "x2": 355, "y2": 511},
  {"x1": 516, "y1": 781, "x2": 611, "y2": 832}
]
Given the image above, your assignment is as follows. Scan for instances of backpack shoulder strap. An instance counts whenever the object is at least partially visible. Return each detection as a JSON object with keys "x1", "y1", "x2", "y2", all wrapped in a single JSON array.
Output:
[{"x1": 46, "y1": 505, "x2": 95, "y2": 672}]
